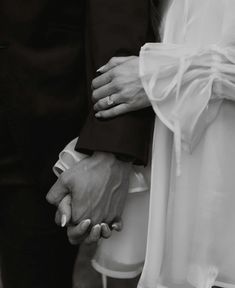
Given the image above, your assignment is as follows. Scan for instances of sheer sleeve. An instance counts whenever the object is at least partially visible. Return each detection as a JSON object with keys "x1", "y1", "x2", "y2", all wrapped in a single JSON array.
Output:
[
  {"x1": 140, "y1": 0, "x2": 235, "y2": 154},
  {"x1": 138, "y1": 2, "x2": 235, "y2": 288},
  {"x1": 140, "y1": 43, "x2": 235, "y2": 171}
]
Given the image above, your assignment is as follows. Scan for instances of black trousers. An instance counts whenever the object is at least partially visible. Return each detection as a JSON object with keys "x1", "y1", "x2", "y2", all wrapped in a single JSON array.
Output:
[
  {"x1": 0, "y1": 186, "x2": 79, "y2": 288},
  {"x1": 0, "y1": 116, "x2": 78, "y2": 288}
]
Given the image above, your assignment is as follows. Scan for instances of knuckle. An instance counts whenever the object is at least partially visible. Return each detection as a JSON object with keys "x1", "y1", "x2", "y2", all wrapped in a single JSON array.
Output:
[
  {"x1": 118, "y1": 91, "x2": 126, "y2": 101},
  {"x1": 112, "y1": 78, "x2": 121, "y2": 90},
  {"x1": 108, "y1": 70, "x2": 114, "y2": 81}
]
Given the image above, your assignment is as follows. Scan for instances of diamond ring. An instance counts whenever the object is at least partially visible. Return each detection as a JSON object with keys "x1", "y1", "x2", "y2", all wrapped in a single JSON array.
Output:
[{"x1": 106, "y1": 96, "x2": 114, "y2": 106}]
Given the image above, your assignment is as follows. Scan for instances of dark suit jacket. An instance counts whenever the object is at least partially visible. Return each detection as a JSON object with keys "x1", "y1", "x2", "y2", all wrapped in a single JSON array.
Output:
[
  {"x1": 77, "y1": 0, "x2": 155, "y2": 164},
  {"x1": 0, "y1": 0, "x2": 88, "y2": 187},
  {"x1": 0, "y1": 0, "x2": 155, "y2": 188}
]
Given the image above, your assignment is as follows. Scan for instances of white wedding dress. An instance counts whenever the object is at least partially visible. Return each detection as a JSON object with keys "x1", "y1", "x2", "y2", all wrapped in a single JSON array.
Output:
[{"x1": 139, "y1": 0, "x2": 235, "y2": 288}]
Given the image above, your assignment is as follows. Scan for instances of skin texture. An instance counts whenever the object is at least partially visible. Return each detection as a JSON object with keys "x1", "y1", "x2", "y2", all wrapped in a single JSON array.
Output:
[
  {"x1": 46, "y1": 152, "x2": 131, "y2": 244},
  {"x1": 47, "y1": 56, "x2": 152, "y2": 244},
  {"x1": 92, "y1": 57, "x2": 151, "y2": 119}
]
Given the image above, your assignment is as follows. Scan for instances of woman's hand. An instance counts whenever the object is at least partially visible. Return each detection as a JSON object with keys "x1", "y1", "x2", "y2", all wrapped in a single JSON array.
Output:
[{"x1": 92, "y1": 56, "x2": 151, "y2": 119}]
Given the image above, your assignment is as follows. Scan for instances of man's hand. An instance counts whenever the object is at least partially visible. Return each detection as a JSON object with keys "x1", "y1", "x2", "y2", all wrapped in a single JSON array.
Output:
[
  {"x1": 92, "y1": 56, "x2": 151, "y2": 118},
  {"x1": 46, "y1": 152, "x2": 131, "y2": 244}
]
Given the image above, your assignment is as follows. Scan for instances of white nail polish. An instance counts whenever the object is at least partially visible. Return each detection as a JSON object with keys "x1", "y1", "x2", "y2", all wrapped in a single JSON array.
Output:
[
  {"x1": 61, "y1": 214, "x2": 67, "y2": 227},
  {"x1": 85, "y1": 219, "x2": 91, "y2": 225},
  {"x1": 81, "y1": 219, "x2": 91, "y2": 230},
  {"x1": 97, "y1": 65, "x2": 105, "y2": 73}
]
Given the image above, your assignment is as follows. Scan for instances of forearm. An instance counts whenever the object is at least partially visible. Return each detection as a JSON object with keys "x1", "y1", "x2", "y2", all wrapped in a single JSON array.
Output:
[{"x1": 140, "y1": 43, "x2": 235, "y2": 152}]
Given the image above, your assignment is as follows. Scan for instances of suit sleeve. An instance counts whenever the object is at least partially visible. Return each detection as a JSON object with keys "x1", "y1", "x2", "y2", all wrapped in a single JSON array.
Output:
[{"x1": 76, "y1": 0, "x2": 156, "y2": 165}]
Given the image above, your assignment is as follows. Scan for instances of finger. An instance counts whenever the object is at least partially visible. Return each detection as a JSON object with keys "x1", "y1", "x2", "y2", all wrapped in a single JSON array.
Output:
[
  {"x1": 97, "y1": 56, "x2": 136, "y2": 73},
  {"x1": 101, "y1": 223, "x2": 112, "y2": 239},
  {"x1": 92, "y1": 71, "x2": 113, "y2": 90},
  {"x1": 95, "y1": 103, "x2": 130, "y2": 119},
  {"x1": 57, "y1": 195, "x2": 72, "y2": 227},
  {"x1": 111, "y1": 219, "x2": 123, "y2": 232},
  {"x1": 92, "y1": 82, "x2": 118, "y2": 103},
  {"x1": 46, "y1": 176, "x2": 69, "y2": 206},
  {"x1": 84, "y1": 224, "x2": 102, "y2": 244},
  {"x1": 67, "y1": 219, "x2": 91, "y2": 245},
  {"x1": 94, "y1": 94, "x2": 122, "y2": 112}
]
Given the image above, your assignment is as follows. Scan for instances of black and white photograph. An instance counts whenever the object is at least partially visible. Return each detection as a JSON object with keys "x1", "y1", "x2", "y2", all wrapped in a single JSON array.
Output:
[{"x1": 0, "y1": 0, "x2": 235, "y2": 288}]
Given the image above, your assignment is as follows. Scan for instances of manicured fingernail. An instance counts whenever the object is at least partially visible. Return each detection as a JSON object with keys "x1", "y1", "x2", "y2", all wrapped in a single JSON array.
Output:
[
  {"x1": 81, "y1": 219, "x2": 91, "y2": 230},
  {"x1": 101, "y1": 223, "x2": 111, "y2": 238},
  {"x1": 112, "y1": 223, "x2": 122, "y2": 231},
  {"x1": 92, "y1": 224, "x2": 101, "y2": 235},
  {"x1": 61, "y1": 214, "x2": 67, "y2": 227},
  {"x1": 94, "y1": 224, "x2": 101, "y2": 230},
  {"x1": 95, "y1": 113, "x2": 101, "y2": 118},
  {"x1": 112, "y1": 223, "x2": 118, "y2": 230},
  {"x1": 97, "y1": 65, "x2": 105, "y2": 73},
  {"x1": 101, "y1": 223, "x2": 108, "y2": 232}
]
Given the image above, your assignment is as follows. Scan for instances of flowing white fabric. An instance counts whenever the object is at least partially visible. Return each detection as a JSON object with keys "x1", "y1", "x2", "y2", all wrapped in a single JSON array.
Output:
[{"x1": 139, "y1": 0, "x2": 235, "y2": 288}]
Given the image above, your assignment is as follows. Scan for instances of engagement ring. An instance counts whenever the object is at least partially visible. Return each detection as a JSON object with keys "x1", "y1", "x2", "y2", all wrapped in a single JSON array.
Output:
[{"x1": 106, "y1": 96, "x2": 114, "y2": 106}]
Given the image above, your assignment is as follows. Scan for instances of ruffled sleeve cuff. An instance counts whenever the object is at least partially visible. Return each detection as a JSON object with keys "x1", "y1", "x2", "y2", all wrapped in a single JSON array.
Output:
[{"x1": 140, "y1": 43, "x2": 235, "y2": 173}]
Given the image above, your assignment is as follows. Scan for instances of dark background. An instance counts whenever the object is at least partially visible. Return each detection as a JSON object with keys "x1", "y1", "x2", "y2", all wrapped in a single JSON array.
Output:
[{"x1": 0, "y1": 244, "x2": 139, "y2": 288}]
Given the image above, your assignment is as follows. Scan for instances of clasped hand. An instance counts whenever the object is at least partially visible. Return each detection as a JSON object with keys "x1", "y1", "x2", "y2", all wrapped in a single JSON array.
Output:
[
  {"x1": 46, "y1": 56, "x2": 146, "y2": 244},
  {"x1": 46, "y1": 152, "x2": 131, "y2": 244}
]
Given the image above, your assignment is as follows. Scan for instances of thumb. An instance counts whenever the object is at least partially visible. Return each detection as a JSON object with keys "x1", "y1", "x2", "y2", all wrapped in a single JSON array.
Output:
[
  {"x1": 97, "y1": 56, "x2": 136, "y2": 73},
  {"x1": 46, "y1": 175, "x2": 69, "y2": 206}
]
